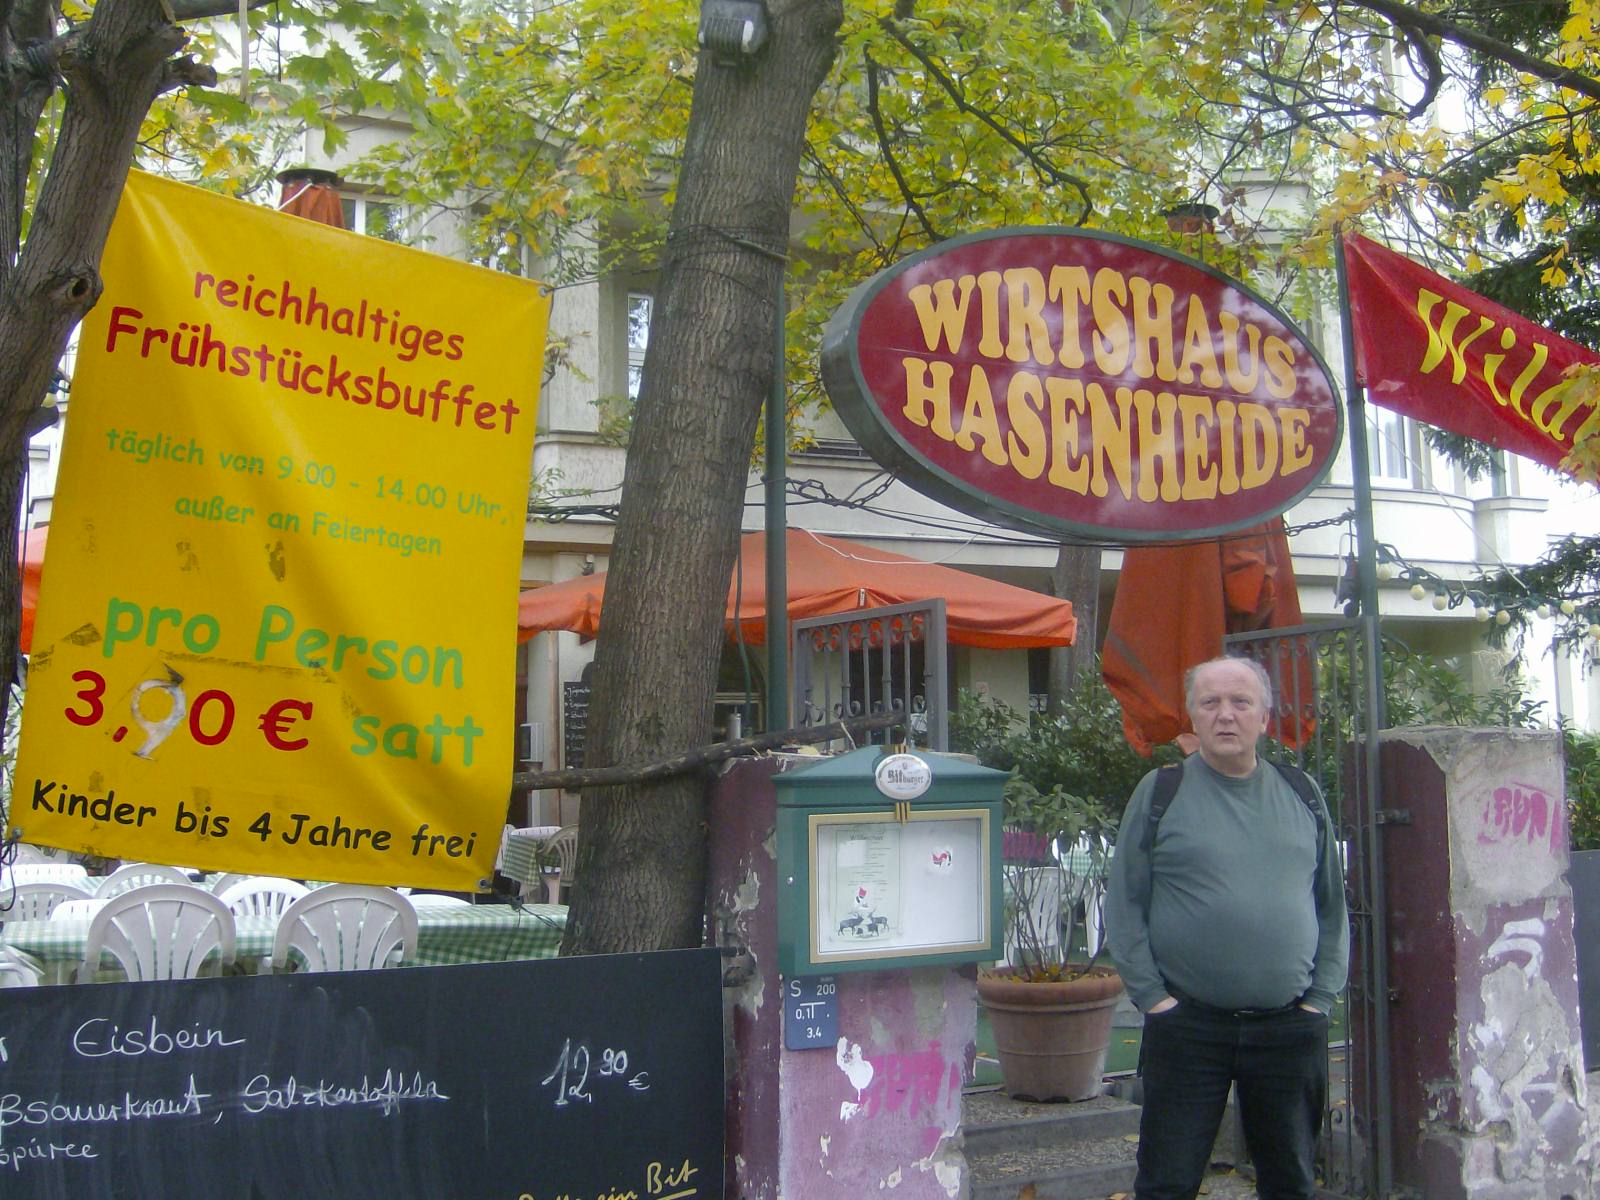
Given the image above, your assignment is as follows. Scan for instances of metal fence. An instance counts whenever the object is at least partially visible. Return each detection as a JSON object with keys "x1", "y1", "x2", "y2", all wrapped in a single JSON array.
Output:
[
  {"x1": 791, "y1": 599, "x2": 948, "y2": 751},
  {"x1": 1225, "y1": 617, "x2": 1391, "y2": 1200}
]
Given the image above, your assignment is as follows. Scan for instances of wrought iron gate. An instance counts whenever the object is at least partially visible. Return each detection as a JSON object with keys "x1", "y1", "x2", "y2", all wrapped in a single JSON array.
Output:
[
  {"x1": 1225, "y1": 617, "x2": 1392, "y2": 1200},
  {"x1": 791, "y1": 599, "x2": 948, "y2": 751}
]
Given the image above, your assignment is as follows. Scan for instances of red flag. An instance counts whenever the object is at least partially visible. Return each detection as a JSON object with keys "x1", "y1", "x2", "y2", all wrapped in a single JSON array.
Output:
[{"x1": 1343, "y1": 233, "x2": 1599, "y2": 473}]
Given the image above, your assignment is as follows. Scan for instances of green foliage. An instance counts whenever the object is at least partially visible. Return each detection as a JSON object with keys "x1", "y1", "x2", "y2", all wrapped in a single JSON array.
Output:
[
  {"x1": 952, "y1": 670, "x2": 1177, "y2": 981},
  {"x1": 1381, "y1": 639, "x2": 1546, "y2": 729},
  {"x1": 1566, "y1": 726, "x2": 1600, "y2": 853},
  {"x1": 952, "y1": 671, "x2": 1180, "y2": 835}
]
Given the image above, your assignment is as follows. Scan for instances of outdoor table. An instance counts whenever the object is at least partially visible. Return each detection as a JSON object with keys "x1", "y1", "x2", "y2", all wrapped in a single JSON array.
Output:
[
  {"x1": 1, "y1": 900, "x2": 567, "y2": 984},
  {"x1": 501, "y1": 825, "x2": 562, "y2": 899}
]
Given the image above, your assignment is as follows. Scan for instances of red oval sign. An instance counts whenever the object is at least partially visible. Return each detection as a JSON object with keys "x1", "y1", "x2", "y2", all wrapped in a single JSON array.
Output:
[{"x1": 820, "y1": 228, "x2": 1342, "y2": 540}]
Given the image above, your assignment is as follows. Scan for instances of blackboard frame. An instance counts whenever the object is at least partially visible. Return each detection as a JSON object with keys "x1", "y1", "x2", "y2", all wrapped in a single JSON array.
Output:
[{"x1": 0, "y1": 949, "x2": 724, "y2": 1199}]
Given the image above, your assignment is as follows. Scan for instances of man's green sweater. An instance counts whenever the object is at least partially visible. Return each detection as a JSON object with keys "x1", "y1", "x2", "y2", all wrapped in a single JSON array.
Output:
[{"x1": 1104, "y1": 754, "x2": 1349, "y2": 1014}]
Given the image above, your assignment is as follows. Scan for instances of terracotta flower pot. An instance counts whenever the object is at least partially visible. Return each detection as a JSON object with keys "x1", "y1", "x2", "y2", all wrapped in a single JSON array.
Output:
[{"x1": 977, "y1": 965, "x2": 1125, "y2": 1102}]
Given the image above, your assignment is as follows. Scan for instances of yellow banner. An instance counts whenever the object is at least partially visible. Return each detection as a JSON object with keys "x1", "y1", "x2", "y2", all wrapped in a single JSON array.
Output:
[{"x1": 11, "y1": 172, "x2": 549, "y2": 889}]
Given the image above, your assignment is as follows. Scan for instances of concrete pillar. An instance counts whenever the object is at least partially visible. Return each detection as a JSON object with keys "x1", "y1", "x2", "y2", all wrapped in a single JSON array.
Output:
[
  {"x1": 708, "y1": 757, "x2": 974, "y2": 1199},
  {"x1": 1376, "y1": 726, "x2": 1593, "y2": 1198}
]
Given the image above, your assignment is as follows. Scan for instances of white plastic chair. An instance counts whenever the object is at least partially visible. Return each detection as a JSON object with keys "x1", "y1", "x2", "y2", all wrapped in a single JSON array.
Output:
[
  {"x1": 10, "y1": 863, "x2": 89, "y2": 889},
  {"x1": 97, "y1": 862, "x2": 193, "y2": 898},
  {"x1": 219, "y1": 876, "x2": 310, "y2": 919},
  {"x1": 541, "y1": 825, "x2": 579, "y2": 904},
  {"x1": 270, "y1": 885, "x2": 418, "y2": 973},
  {"x1": 0, "y1": 954, "x2": 41, "y2": 987},
  {"x1": 208, "y1": 872, "x2": 251, "y2": 896},
  {"x1": 1, "y1": 879, "x2": 94, "y2": 925},
  {"x1": 76, "y1": 884, "x2": 237, "y2": 983},
  {"x1": 8, "y1": 843, "x2": 58, "y2": 865},
  {"x1": 53, "y1": 898, "x2": 109, "y2": 921},
  {"x1": 408, "y1": 892, "x2": 470, "y2": 908}
]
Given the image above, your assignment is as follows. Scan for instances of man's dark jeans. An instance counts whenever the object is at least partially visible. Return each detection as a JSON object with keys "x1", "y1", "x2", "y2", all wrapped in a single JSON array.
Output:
[{"x1": 1134, "y1": 999, "x2": 1329, "y2": 1200}]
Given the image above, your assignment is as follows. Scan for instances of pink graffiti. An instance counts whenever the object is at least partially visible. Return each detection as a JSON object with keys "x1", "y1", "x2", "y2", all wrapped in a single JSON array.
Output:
[
  {"x1": 858, "y1": 1045, "x2": 960, "y2": 1120},
  {"x1": 1478, "y1": 783, "x2": 1559, "y2": 851}
]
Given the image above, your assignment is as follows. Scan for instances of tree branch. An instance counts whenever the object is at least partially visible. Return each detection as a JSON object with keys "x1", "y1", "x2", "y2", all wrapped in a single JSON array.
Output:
[
  {"x1": 511, "y1": 710, "x2": 908, "y2": 791},
  {"x1": 880, "y1": 18, "x2": 1092, "y2": 224},
  {"x1": 1339, "y1": 0, "x2": 1600, "y2": 105},
  {"x1": 169, "y1": 0, "x2": 275, "y2": 19},
  {"x1": 864, "y1": 51, "x2": 940, "y2": 243}
]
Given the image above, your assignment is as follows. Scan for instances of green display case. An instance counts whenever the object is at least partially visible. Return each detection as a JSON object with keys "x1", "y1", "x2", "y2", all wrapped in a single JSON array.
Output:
[{"x1": 776, "y1": 745, "x2": 1006, "y2": 976}]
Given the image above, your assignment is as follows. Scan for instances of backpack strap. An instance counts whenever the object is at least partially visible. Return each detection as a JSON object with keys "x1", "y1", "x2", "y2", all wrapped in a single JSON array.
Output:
[
  {"x1": 1141, "y1": 758, "x2": 1326, "y2": 859},
  {"x1": 1140, "y1": 763, "x2": 1186, "y2": 853},
  {"x1": 1268, "y1": 760, "x2": 1328, "y2": 864}
]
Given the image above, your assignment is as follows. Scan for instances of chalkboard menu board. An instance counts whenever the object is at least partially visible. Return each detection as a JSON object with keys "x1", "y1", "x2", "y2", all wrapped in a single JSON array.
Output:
[
  {"x1": 0, "y1": 948, "x2": 724, "y2": 1199},
  {"x1": 563, "y1": 680, "x2": 591, "y2": 778}
]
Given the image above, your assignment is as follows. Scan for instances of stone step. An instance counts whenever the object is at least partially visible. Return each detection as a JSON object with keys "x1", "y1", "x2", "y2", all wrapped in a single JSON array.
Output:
[
  {"x1": 967, "y1": 1131, "x2": 1138, "y2": 1200},
  {"x1": 964, "y1": 1088, "x2": 1141, "y2": 1200},
  {"x1": 963, "y1": 1088, "x2": 1141, "y2": 1156}
]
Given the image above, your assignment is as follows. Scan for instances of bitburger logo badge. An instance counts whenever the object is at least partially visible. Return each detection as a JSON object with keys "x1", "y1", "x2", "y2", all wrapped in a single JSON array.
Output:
[
  {"x1": 820, "y1": 227, "x2": 1343, "y2": 540},
  {"x1": 874, "y1": 752, "x2": 933, "y2": 802}
]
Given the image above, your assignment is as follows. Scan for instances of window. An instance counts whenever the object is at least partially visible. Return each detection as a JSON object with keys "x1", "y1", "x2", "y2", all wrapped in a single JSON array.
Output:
[
  {"x1": 340, "y1": 195, "x2": 404, "y2": 242},
  {"x1": 1366, "y1": 409, "x2": 1418, "y2": 485},
  {"x1": 626, "y1": 293, "x2": 652, "y2": 402}
]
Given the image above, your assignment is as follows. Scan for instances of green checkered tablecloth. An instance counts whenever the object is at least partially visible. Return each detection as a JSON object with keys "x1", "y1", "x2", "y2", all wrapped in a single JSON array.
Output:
[
  {"x1": 500, "y1": 826, "x2": 560, "y2": 886},
  {"x1": 1, "y1": 901, "x2": 566, "y2": 981}
]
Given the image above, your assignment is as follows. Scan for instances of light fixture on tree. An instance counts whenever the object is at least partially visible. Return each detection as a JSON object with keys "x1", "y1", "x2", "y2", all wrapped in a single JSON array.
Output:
[{"x1": 698, "y1": 0, "x2": 771, "y2": 65}]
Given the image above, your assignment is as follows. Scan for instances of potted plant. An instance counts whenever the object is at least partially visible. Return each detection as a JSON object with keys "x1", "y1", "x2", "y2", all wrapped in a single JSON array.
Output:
[
  {"x1": 951, "y1": 672, "x2": 1175, "y2": 1101},
  {"x1": 976, "y1": 775, "x2": 1125, "y2": 1101}
]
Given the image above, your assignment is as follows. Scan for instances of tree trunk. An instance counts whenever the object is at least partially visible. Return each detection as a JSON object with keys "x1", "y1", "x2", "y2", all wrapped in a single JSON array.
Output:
[
  {"x1": 0, "y1": 0, "x2": 207, "y2": 735},
  {"x1": 1047, "y1": 542, "x2": 1099, "y2": 715},
  {"x1": 562, "y1": 0, "x2": 843, "y2": 955}
]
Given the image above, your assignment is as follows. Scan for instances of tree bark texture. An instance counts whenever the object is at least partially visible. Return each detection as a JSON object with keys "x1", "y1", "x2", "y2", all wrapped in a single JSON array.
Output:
[
  {"x1": 563, "y1": 0, "x2": 843, "y2": 955},
  {"x1": 0, "y1": 0, "x2": 210, "y2": 737},
  {"x1": 1048, "y1": 542, "x2": 1099, "y2": 714}
]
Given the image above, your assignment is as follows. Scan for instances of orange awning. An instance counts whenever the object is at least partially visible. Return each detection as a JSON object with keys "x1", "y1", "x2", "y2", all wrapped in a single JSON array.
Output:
[
  {"x1": 19, "y1": 525, "x2": 45, "y2": 655},
  {"x1": 518, "y1": 528, "x2": 1075, "y2": 649}
]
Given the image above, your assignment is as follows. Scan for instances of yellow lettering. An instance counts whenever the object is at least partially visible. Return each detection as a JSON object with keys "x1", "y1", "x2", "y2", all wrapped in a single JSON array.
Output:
[
  {"x1": 1216, "y1": 399, "x2": 1240, "y2": 495},
  {"x1": 976, "y1": 271, "x2": 1004, "y2": 359},
  {"x1": 1177, "y1": 296, "x2": 1224, "y2": 388},
  {"x1": 901, "y1": 358, "x2": 956, "y2": 441},
  {"x1": 1003, "y1": 268, "x2": 1054, "y2": 366},
  {"x1": 1530, "y1": 379, "x2": 1589, "y2": 442},
  {"x1": 1238, "y1": 403, "x2": 1278, "y2": 489},
  {"x1": 907, "y1": 276, "x2": 976, "y2": 355},
  {"x1": 1087, "y1": 382, "x2": 1134, "y2": 500},
  {"x1": 1048, "y1": 265, "x2": 1092, "y2": 370},
  {"x1": 1482, "y1": 326, "x2": 1517, "y2": 408},
  {"x1": 1415, "y1": 289, "x2": 1495, "y2": 383},
  {"x1": 1263, "y1": 336, "x2": 1296, "y2": 399},
  {"x1": 1133, "y1": 389, "x2": 1181, "y2": 502},
  {"x1": 1004, "y1": 371, "x2": 1048, "y2": 479},
  {"x1": 1279, "y1": 408, "x2": 1312, "y2": 474},
  {"x1": 1091, "y1": 268, "x2": 1131, "y2": 375},
  {"x1": 1045, "y1": 377, "x2": 1090, "y2": 494},
  {"x1": 1566, "y1": 398, "x2": 1600, "y2": 449},
  {"x1": 1178, "y1": 393, "x2": 1218, "y2": 500},
  {"x1": 1128, "y1": 275, "x2": 1178, "y2": 382},
  {"x1": 954, "y1": 366, "x2": 1008, "y2": 465},
  {"x1": 1505, "y1": 340, "x2": 1550, "y2": 420},
  {"x1": 1218, "y1": 311, "x2": 1262, "y2": 394}
]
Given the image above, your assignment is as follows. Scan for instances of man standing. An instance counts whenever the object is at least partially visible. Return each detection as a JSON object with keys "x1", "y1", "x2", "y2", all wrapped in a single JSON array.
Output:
[{"x1": 1104, "y1": 656, "x2": 1348, "y2": 1200}]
